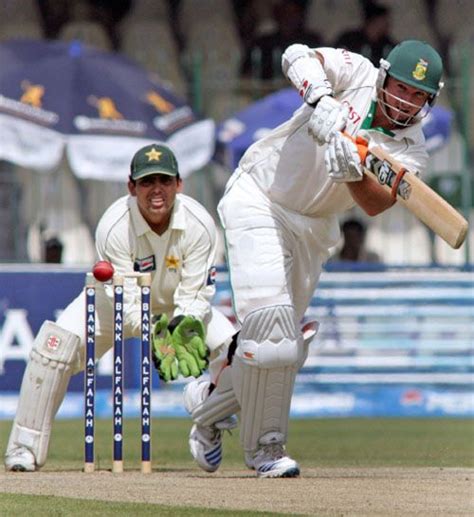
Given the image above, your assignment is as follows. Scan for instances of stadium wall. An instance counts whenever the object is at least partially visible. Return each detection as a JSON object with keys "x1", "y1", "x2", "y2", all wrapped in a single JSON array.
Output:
[{"x1": 0, "y1": 265, "x2": 472, "y2": 418}]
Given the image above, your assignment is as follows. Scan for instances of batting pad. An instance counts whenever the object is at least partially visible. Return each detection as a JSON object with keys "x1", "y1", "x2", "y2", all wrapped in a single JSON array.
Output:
[
  {"x1": 6, "y1": 321, "x2": 80, "y2": 467},
  {"x1": 298, "y1": 319, "x2": 320, "y2": 368},
  {"x1": 231, "y1": 305, "x2": 301, "y2": 452},
  {"x1": 184, "y1": 366, "x2": 240, "y2": 427}
]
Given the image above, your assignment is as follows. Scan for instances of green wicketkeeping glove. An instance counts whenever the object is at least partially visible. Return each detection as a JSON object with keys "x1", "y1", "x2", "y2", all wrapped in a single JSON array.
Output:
[
  {"x1": 168, "y1": 315, "x2": 208, "y2": 378},
  {"x1": 151, "y1": 314, "x2": 179, "y2": 382}
]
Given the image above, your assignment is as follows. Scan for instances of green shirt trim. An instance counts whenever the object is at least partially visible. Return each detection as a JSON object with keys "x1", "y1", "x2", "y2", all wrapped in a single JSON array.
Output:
[{"x1": 360, "y1": 101, "x2": 395, "y2": 137}]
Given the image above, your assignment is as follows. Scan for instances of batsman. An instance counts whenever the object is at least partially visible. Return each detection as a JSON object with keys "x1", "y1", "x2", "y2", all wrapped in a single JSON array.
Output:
[
  {"x1": 184, "y1": 40, "x2": 445, "y2": 477},
  {"x1": 5, "y1": 144, "x2": 235, "y2": 472}
]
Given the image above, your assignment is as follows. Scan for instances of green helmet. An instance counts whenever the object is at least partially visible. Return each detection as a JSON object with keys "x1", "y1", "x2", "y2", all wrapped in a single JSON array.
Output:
[
  {"x1": 384, "y1": 40, "x2": 443, "y2": 96},
  {"x1": 130, "y1": 144, "x2": 179, "y2": 180}
]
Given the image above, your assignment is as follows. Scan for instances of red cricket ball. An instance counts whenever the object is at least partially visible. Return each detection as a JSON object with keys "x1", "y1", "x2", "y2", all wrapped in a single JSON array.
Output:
[{"x1": 92, "y1": 260, "x2": 115, "y2": 282}]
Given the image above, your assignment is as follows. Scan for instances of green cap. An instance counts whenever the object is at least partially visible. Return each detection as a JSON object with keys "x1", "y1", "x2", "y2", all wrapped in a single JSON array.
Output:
[
  {"x1": 130, "y1": 144, "x2": 179, "y2": 180},
  {"x1": 386, "y1": 40, "x2": 443, "y2": 95}
]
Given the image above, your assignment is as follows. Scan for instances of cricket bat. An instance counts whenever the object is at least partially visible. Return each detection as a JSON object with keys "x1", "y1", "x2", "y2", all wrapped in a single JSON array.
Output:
[{"x1": 351, "y1": 136, "x2": 469, "y2": 249}]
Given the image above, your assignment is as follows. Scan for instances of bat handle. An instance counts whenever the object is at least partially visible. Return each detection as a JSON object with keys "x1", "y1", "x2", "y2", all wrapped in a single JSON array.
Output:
[
  {"x1": 342, "y1": 131, "x2": 369, "y2": 163},
  {"x1": 343, "y1": 130, "x2": 408, "y2": 200}
]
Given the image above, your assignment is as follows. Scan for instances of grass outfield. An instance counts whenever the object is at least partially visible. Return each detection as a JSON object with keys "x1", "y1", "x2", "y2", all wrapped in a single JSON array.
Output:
[
  {"x1": 0, "y1": 493, "x2": 295, "y2": 516},
  {"x1": 1, "y1": 418, "x2": 471, "y2": 470},
  {"x1": 1, "y1": 418, "x2": 473, "y2": 515}
]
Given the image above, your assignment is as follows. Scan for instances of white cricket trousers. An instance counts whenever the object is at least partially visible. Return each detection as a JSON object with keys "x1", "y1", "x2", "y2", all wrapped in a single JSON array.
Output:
[{"x1": 218, "y1": 171, "x2": 339, "y2": 325}]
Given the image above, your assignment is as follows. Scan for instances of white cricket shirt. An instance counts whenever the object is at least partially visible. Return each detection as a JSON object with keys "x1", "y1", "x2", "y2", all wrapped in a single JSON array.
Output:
[
  {"x1": 95, "y1": 193, "x2": 217, "y2": 332},
  {"x1": 236, "y1": 47, "x2": 428, "y2": 218}
]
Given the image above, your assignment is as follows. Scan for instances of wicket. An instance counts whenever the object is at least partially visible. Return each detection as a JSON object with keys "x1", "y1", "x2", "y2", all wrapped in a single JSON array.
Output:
[{"x1": 84, "y1": 271, "x2": 152, "y2": 474}]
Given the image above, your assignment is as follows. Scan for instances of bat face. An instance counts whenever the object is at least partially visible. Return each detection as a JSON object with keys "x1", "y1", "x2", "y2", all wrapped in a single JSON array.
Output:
[
  {"x1": 365, "y1": 154, "x2": 412, "y2": 201},
  {"x1": 362, "y1": 144, "x2": 468, "y2": 249},
  {"x1": 343, "y1": 132, "x2": 468, "y2": 249}
]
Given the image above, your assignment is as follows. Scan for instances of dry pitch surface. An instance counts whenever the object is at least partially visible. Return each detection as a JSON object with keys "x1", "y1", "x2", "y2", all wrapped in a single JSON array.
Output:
[{"x1": 1, "y1": 467, "x2": 473, "y2": 515}]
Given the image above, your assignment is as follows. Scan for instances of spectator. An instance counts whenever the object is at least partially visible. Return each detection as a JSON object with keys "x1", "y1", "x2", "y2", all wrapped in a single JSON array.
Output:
[
  {"x1": 43, "y1": 236, "x2": 64, "y2": 264},
  {"x1": 36, "y1": 0, "x2": 133, "y2": 49},
  {"x1": 333, "y1": 218, "x2": 381, "y2": 263},
  {"x1": 240, "y1": 0, "x2": 323, "y2": 80},
  {"x1": 333, "y1": 1, "x2": 397, "y2": 66},
  {"x1": 86, "y1": 0, "x2": 133, "y2": 50},
  {"x1": 36, "y1": 0, "x2": 70, "y2": 39}
]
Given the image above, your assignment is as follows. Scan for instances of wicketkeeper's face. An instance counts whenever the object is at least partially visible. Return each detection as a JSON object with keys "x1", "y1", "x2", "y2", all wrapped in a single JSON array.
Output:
[{"x1": 128, "y1": 174, "x2": 182, "y2": 234}]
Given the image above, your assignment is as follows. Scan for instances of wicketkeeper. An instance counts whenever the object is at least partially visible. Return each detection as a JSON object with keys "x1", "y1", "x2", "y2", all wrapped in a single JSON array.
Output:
[{"x1": 5, "y1": 143, "x2": 236, "y2": 472}]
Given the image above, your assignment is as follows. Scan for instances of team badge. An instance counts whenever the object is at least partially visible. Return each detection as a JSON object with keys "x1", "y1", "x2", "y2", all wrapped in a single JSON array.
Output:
[
  {"x1": 412, "y1": 59, "x2": 428, "y2": 81},
  {"x1": 165, "y1": 255, "x2": 180, "y2": 272},
  {"x1": 134, "y1": 255, "x2": 156, "y2": 272},
  {"x1": 145, "y1": 147, "x2": 162, "y2": 162}
]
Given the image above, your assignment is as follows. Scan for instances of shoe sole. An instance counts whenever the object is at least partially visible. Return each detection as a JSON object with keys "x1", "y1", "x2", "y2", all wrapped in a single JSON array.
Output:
[
  {"x1": 9, "y1": 465, "x2": 29, "y2": 472},
  {"x1": 257, "y1": 467, "x2": 300, "y2": 478}
]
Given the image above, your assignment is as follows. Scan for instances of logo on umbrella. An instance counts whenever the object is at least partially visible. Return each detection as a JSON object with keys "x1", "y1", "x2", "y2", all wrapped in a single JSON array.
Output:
[
  {"x1": 0, "y1": 80, "x2": 58, "y2": 126},
  {"x1": 20, "y1": 81, "x2": 44, "y2": 108},
  {"x1": 74, "y1": 94, "x2": 146, "y2": 135},
  {"x1": 146, "y1": 91, "x2": 174, "y2": 113},
  {"x1": 88, "y1": 96, "x2": 123, "y2": 119}
]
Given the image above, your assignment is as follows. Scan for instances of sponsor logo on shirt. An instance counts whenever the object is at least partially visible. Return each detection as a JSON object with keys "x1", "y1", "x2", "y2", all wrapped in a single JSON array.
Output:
[{"x1": 134, "y1": 255, "x2": 156, "y2": 272}]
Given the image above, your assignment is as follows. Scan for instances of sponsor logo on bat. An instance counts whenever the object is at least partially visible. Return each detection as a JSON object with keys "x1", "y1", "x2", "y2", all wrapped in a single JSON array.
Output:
[{"x1": 365, "y1": 155, "x2": 412, "y2": 200}]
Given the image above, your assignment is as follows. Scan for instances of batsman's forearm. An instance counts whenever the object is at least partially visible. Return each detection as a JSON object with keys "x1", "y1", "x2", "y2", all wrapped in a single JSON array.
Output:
[{"x1": 346, "y1": 175, "x2": 395, "y2": 216}]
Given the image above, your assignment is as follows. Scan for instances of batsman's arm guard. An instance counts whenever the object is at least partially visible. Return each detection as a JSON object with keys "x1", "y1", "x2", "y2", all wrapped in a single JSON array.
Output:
[{"x1": 282, "y1": 44, "x2": 333, "y2": 105}]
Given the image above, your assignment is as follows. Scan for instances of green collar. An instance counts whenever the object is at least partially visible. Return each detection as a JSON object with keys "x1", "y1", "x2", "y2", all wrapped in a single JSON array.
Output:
[{"x1": 360, "y1": 100, "x2": 395, "y2": 137}]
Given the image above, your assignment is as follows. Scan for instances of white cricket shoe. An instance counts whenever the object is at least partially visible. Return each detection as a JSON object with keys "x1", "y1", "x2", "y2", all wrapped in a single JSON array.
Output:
[
  {"x1": 5, "y1": 447, "x2": 36, "y2": 472},
  {"x1": 189, "y1": 417, "x2": 237, "y2": 472},
  {"x1": 184, "y1": 379, "x2": 237, "y2": 473},
  {"x1": 252, "y1": 432, "x2": 300, "y2": 478}
]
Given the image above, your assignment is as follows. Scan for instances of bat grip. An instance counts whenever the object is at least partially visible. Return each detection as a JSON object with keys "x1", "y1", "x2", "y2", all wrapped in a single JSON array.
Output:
[
  {"x1": 341, "y1": 131, "x2": 369, "y2": 162},
  {"x1": 342, "y1": 131, "x2": 407, "y2": 200},
  {"x1": 391, "y1": 167, "x2": 408, "y2": 200}
]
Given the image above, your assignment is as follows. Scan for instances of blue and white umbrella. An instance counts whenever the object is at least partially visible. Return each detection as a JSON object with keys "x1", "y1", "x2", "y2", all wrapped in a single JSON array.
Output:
[
  {"x1": 421, "y1": 104, "x2": 454, "y2": 154},
  {"x1": 0, "y1": 38, "x2": 214, "y2": 180},
  {"x1": 215, "y1": 88, "x2": 302, "y2": 171},
  {"x1": 216, "y1": 88, "x2": 453, "y2": 170}
]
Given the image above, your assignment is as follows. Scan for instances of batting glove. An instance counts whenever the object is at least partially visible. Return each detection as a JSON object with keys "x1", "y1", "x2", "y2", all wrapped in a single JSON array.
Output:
[
  {"x1": 151, "y1": 314, "x2": 179, "y2": 382},
  {"x1": 169, "y1": 315, "x2": 208, "y2": 378},
  {"x1": 325, "y1": 132, "x2": 363, "y2": 182},
  {"x1": 308, "y1": 96, "x2": 349, "y2": 145}
]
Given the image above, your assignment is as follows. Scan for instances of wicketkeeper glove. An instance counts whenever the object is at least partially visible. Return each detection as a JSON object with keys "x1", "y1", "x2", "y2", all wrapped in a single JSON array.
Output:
[
  {"x1": 168, "y1": 315, "x2": 208, "y2": 378},
  {"x1": 151, "y1": 314, "x2": 178, "y2": 382},
  {"x1": 151, "y1": 314, "x2": 208, "y2": 382}
]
